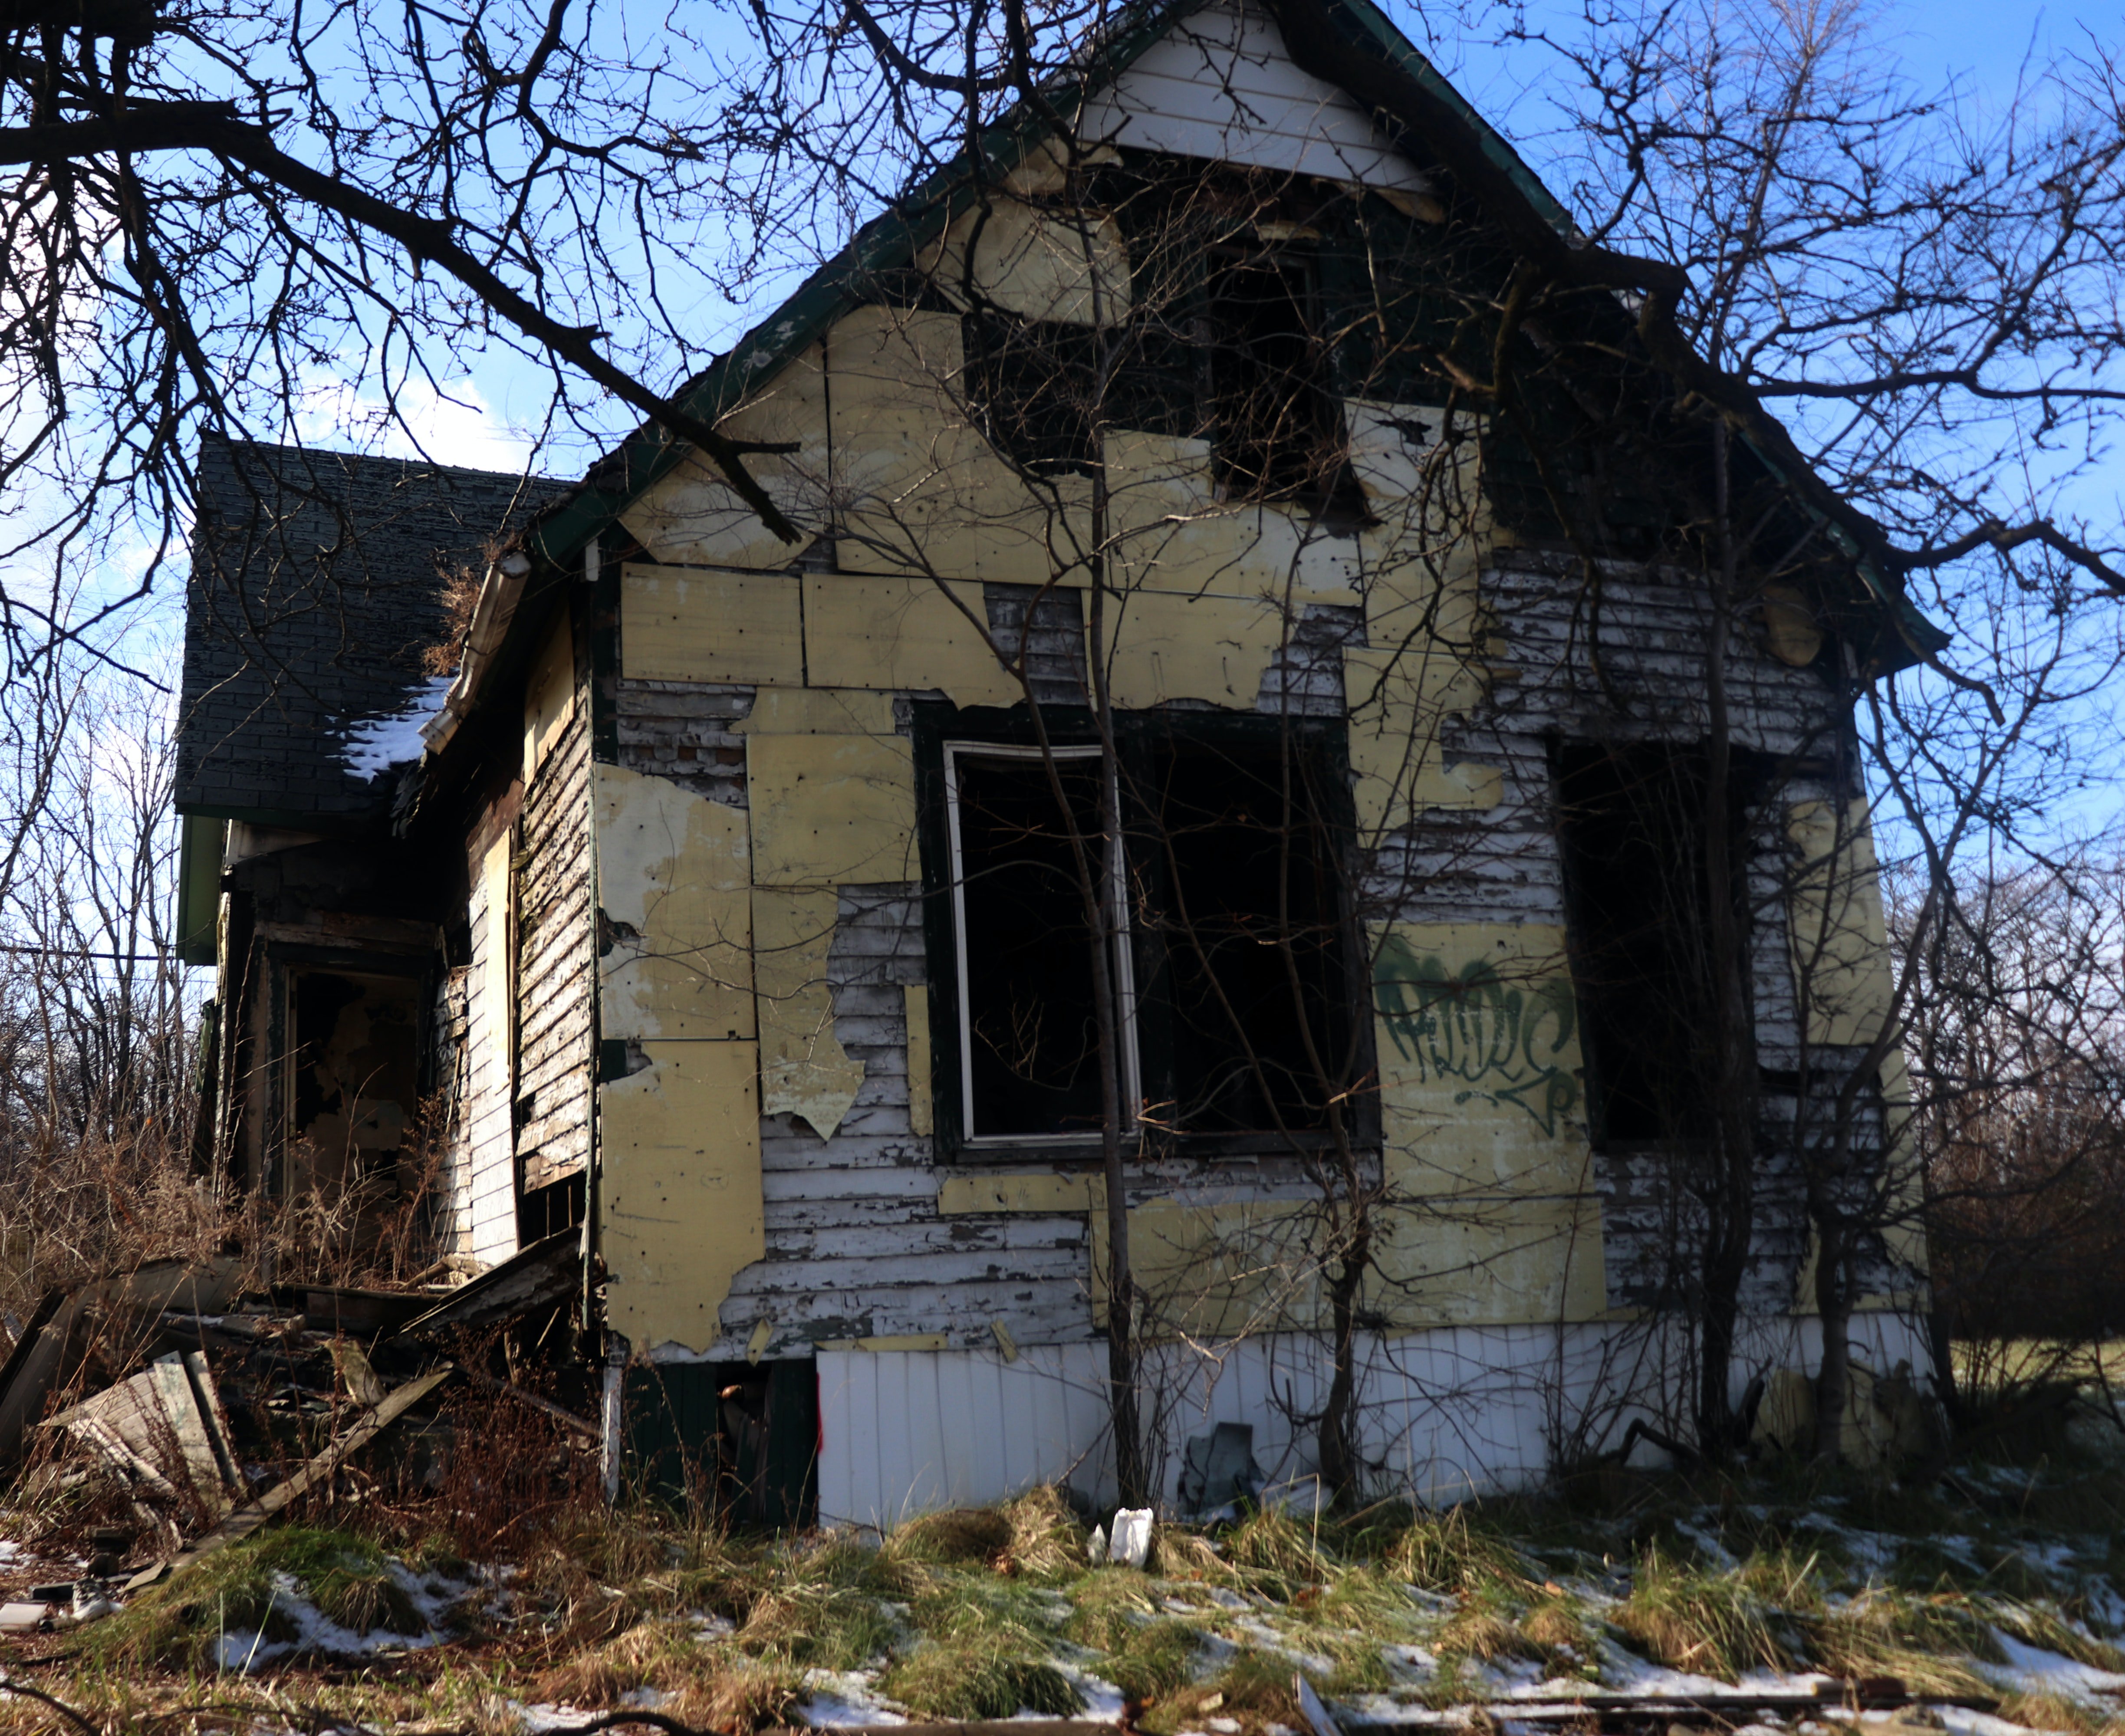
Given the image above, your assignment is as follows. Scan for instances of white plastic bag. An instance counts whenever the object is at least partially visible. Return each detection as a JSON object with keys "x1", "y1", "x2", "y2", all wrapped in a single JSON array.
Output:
[{"x1": 1108, "y1": 1506, "x2": 1153, "y2": 1567}]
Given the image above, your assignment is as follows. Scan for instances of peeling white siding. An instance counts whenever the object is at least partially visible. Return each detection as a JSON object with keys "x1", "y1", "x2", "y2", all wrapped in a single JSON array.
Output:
[{"x1": 1077, "y1": 2, "x2": 1433, "y2": 192}]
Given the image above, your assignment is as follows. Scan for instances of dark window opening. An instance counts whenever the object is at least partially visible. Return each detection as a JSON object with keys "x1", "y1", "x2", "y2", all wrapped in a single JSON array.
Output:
[
  {"x1": 950, "y1": 747, "x2": 1112, "y2": 1139},
  {"x1": 941, "y1": 730, "x2": 1352, "y2": 1146},
  {"x1": 1201, "y1": 249, "x2": 1365, "y2": 519},
  {"x1": 1554, "y1": 743, "x2": 1753, "y2": 1145},
  {"x1": 964, "y1": 312, "x2": 1100, "y2": 477},
  {"x1": 1139, "y1": 740, "x2": 1349, "y2": 1134},
  {"x1": 519, "y1": 1171, "x2": 586, "y2": 1245}
]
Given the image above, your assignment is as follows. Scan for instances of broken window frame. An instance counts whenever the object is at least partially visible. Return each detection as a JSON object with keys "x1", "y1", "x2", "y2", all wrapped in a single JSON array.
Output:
[
  {"x1": 914, "y1": 706, "x2": 1372, "y2": 1162},
  {"x1": 942, "y1": 740, "x2": 1142, "y2": 1147}
]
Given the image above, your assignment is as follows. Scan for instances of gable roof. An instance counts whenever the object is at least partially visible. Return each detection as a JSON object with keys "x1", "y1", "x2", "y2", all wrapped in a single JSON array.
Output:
[
  {"x1": 510, "y1": 0, "x2": 1942, "y2": 671},
  {"x1": 177, "y1": 437, "x2": 559, "y2": 831}
]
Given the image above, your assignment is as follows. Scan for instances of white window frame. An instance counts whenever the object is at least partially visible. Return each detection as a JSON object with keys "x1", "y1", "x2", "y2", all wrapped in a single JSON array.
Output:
[{"x1": 943, "y1": 740, "x2": 1141, "y2": 1144}]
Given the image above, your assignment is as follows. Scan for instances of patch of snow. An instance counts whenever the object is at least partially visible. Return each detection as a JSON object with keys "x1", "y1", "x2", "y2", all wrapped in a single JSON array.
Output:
[
  {"x1": 1984, "y1": 1628, "x2": 2125, "y2": 1701},
  {"x1": 1672, "y1": 1519, "x2": 1740, "y2": 1570},
  {"x1": 339, "y1": 675, "x2": 454, "y2": 779},
  {"x1": 1334, "y1": 1693, "x2": 1456, "y2": 1725},
  {"x1": 1381, "y1": 1642, "x2": 1437, "y2": 1685},
  {"x1": 1933, "y1": 1707, "x2": 2072, "y2": 1736},
  {"x1": 213, "y1": 1565, "x2": 466, "y2": 1670},
  {"x1": 799, "y1": 1667, "x2": 908, "y2": 1726},
  {"x1": 1597, "y1": 1637, "x2": 1835, "y2": 1700},
  {"x1": 1054, "y1": 1663, "x2": 1127, "y2": 1721}
]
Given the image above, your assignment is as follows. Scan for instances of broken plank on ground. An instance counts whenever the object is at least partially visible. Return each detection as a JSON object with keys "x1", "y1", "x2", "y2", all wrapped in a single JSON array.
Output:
[{"x1": 124, "y1": 1364, "x2": 455, "y2": 1591}]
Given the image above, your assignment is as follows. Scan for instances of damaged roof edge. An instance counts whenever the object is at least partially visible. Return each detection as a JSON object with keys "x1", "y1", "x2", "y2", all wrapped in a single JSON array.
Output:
[
  {"x1": 482, "y1": 0, "x2": 1942, "y2": 701},
  {"x1": 420, "y1": 548, "x2": 535, "y2": 758}
]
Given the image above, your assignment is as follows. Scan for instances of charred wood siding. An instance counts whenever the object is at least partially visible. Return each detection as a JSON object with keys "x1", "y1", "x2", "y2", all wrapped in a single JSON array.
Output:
[
  {"x1": 517, "y1": 694, "x2": 594, "y2": 1192},
  {"x1": 726, "y1": 881, "x2": 1101, "y2": 1350},
  {"x1": 1386, "y1": 550, "x2": 1892, "y2": 1315}
]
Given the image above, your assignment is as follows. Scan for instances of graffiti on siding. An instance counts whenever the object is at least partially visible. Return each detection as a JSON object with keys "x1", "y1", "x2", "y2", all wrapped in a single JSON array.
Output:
[{"x1": 1373, "y1": 937, "x2": 1581, "y2": 1136}]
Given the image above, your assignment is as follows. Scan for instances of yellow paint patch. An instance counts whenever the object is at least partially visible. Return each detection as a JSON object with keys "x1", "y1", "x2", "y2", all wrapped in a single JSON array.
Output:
[
  {"x1": 905, "y1": 986, "x2": 934, "y2": 1138},
  {"x1": 1760, "y1": 585, "x2": 1825, "y2": 667},
  {"x1": 936, "y1": 1171, "x2": 1093, "y2": 1215},
  {"x1": 1371, "y1": 1189, "x2": 1606, "y2": 1326},
  {"x1": 740, "y1": 695, "x2": 918, "y2": 887},
  {"x1": 1344, "y1": 404, "x2": 1489, "y2": 630},
  {"x1": 1343, "y1": 642, "x2": 1500, "y2": 833},
  {"x1": 1102, "y1": 586, "x2": 1288, "y2": 710},
  {"x1": 1368, "y1": 921, "x2": 1605, "y2": 1326},
  {"x1": 1875, "y1": 1045, "x2": 1928, "y2": 1283},
  {"x1": 619, "y1": 343, "x2": 828, "y2": 569},
  {"x1": 732, "y1": 686, "x2": 896, "y2": 736},
  {"x1": 599, "y1": 1041, "x2": 764, "y2": 1355},
  {"x1": 1372, "y1": 923, "x2": 1585, "y2": 1191},
  {"x1": 918, "y1": 195, "x2": 1132, "y2": 327},
  {"x1": 803, "y1": 574, "x2": 1022, "y2": 707},
  {"x1": 1786, "y1": 801, "x2": 1896, "y2": 1048},
  {"x1": 1100, "y1": 429, "x2": 1363, "y2": 604},
  {"x1": 827, "y1": 306, "x2": 1093, "y2": 587},
  {"x1": 620, "y1": 564, "x2": 803, "y2": 685},
  {"x1": 816, "y1": 1334, "x2": 952, "y2": 1353},
  {"x1": 1090, "y1": 1192, "x2": 1322, "y2": 1337},
  {"x1": 523, "y1": 612, "x2": 575, "y2": 781},
  {"x1": 594, "y1": 764, "x2": 755, "y2": 1042},
  {"x1": 753, "y1": 888, "x2": 866, "y2": 1141}
]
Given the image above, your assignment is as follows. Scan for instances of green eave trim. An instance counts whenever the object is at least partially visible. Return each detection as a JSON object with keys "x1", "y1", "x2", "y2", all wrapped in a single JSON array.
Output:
[{"x1": 1330, "y1": 0, "x2": 1578, "y2": 237}]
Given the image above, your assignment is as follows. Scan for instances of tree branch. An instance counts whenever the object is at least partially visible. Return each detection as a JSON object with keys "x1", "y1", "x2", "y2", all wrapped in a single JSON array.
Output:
[{"x1": 0, "y1": 99, "x2": 802, "y2": 542}]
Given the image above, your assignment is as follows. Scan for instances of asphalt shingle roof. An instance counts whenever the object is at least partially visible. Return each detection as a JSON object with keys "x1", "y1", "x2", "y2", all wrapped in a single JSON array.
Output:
[{"x1": 176, "y1": 436, "x2": 556, "y2": 829}]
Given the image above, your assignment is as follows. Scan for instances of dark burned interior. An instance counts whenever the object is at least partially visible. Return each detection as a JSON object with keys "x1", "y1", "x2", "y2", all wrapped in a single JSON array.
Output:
[
  {"x1": 1554, "y1": 742, "x2": 1773, "y2": 1149},
  {"x1": 929, "y1": 716, "x2": 1355, "y2": 1153}
]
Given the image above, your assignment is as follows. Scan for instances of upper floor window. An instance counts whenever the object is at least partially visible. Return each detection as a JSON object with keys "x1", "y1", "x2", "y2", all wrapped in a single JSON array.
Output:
[{"x1": 1200, "y1": 247, "x2": 1351, "y2": 510}]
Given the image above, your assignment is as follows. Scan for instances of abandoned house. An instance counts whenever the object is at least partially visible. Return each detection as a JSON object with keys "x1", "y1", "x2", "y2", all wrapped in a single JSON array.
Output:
[{"x1": 174, "y1": 0, "x2": 1942, "y2": 1522}]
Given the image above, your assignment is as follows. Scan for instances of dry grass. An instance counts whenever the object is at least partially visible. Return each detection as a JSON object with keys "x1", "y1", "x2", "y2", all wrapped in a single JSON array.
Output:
[{"x1": 1613, "y1": 1545, "x2": 1798, "y2": 1680}]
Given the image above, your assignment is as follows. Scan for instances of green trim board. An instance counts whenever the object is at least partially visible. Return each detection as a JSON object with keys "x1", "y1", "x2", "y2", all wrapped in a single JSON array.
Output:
[{"x1": 176, "y1": 815, "x2": 226, "y2": 967}]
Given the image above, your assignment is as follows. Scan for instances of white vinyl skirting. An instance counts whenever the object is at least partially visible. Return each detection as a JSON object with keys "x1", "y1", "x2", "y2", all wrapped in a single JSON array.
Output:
[{"x1": 809, "y1": 1312, "x2": 1934, "y2": 1528}]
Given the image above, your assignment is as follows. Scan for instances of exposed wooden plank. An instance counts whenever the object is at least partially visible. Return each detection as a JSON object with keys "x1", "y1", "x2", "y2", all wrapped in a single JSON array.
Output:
[{"x1": 133, "y1": 1367, "x2": 455, "y2": 1590}]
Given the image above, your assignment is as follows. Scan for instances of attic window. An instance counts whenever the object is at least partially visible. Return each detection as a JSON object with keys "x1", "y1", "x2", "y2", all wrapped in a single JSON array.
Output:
[
  {"x1": 1554, "y1": 743, "x2": 1752, "y2": 1145},
  {"x1": 937, "y1": 730, "x2": 1351, "y2": 1147},
  {"x1": 1200, "y1": 248, "x2": 1362, "y2": 518}
]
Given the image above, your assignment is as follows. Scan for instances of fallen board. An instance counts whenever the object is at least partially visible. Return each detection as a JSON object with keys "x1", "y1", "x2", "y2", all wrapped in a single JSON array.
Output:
[
  {"x1": 125, "y1": 1365, "x2": 455, "y2": 1591},
  {"x1": 1332, "y1": 1690, "x2": 2006, "y2": 1727},
  {"x1": 395, "y1": 1228, "x2": 578, "y2": 1337}
]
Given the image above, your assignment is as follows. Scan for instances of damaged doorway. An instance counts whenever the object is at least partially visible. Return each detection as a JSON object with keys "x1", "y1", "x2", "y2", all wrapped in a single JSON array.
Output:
[{"x1": 283, "y1": 967, "x2": 425, "y2": 1222}]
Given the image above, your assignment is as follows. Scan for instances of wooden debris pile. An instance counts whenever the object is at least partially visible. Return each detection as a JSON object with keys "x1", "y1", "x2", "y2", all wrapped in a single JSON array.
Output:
[{"x1": 0, "y1": 1228, "x2": 584, "y2": 1627}]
